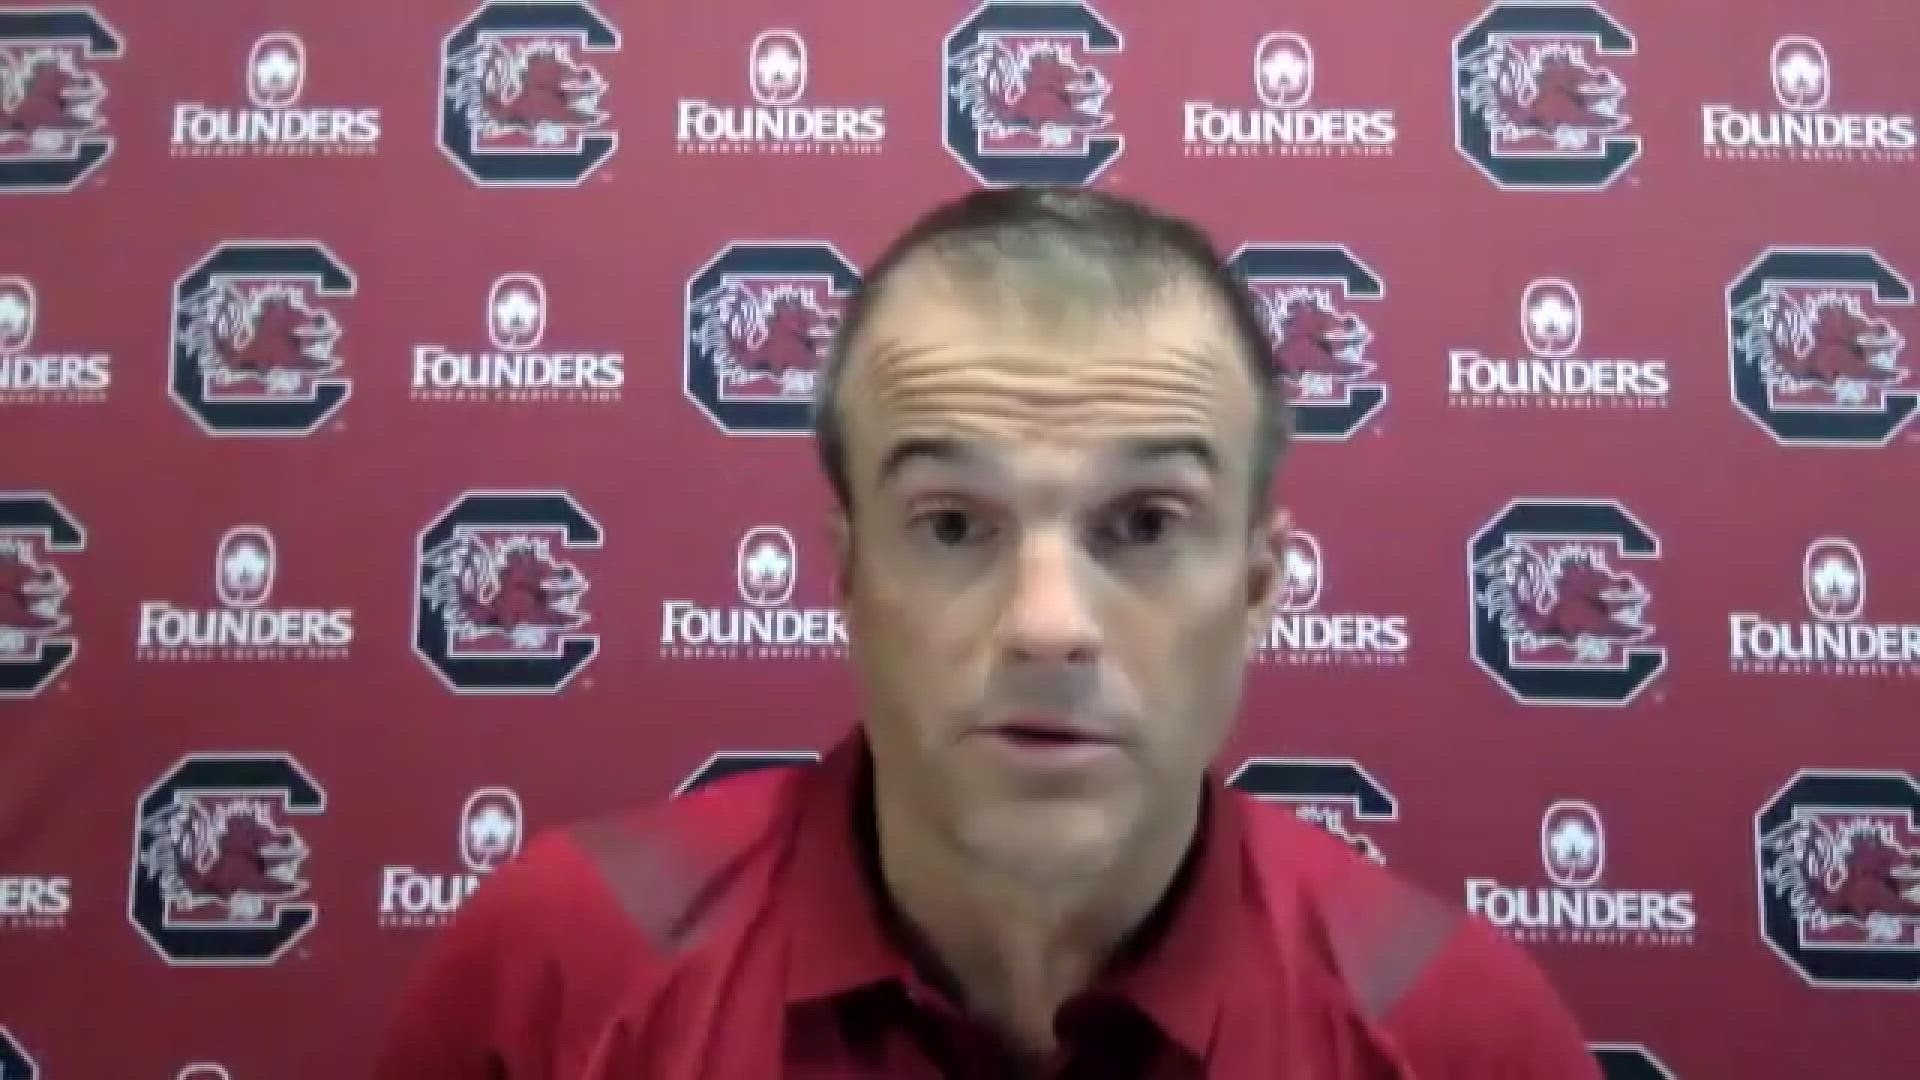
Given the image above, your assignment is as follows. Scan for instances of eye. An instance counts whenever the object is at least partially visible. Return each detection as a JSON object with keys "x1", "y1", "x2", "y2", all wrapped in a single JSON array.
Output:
[
  {"x1": 909, "y1": 505, "x2": 996, "y2": 548},
  {"x1": 1098, "y1": 498, "x2": 1185, "y2": 549}
]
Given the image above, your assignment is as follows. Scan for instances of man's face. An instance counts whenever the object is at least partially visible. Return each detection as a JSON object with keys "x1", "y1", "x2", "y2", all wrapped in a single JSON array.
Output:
[{"x1": 832, "y1": 260, "x2": 1285, "y2": 881}]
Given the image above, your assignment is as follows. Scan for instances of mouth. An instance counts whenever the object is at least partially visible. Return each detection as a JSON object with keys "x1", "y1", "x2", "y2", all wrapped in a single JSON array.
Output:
[
  {"x1": 977, "y1": 717, "x2": 1127, "y2": 768},
  {"x1": 1000, "y1": 725, "x2": 1096, "y2": 745}
]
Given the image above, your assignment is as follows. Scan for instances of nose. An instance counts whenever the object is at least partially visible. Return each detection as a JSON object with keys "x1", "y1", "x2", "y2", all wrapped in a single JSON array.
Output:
[{"x1": 1000, "y1": 529, "x2": 1100, "y2": 666}]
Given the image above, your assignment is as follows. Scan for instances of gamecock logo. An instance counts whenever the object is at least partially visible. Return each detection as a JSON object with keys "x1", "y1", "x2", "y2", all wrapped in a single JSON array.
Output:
[
  {"x1": 1757, "y1": 769, "x2": 1920, "y2": 988},
  {"x1": 1469, "y1": 499, "x2": 1665, "y2": 706},
  {"x1": 0, "y1": 7, "x2": 121, "y2": 192},
  {"x1": 1267, "y1": 290, "x2": 1373, "y2": 395},
  {"x1": 180, "y1": 284, "x2": 340, "y2": 392},
  {"x1": 127, "y1": 753, "x2": 325, "y2": 966},
  {"x1": 414, "y1": 490, "x2": 602, "y2": 694},
  {"x1": 1227, "y1": 758, "x2": 1397, "y2": 864},
  {"x1": 1480, "y1": 546, "x2": 1651, "y2": 656},
  {"x1": 684, "y1": 241, "x2": 859, "y2": 435},
  {"x1": 1741, "y1": 292, "x2": 1906, "y2": 403},
  {"x1": 439, "y1": 0, "x2": 619, "y2": 187},
  {"x1": 0, "y1": 492, "x2": 84, "y2": 699},
  {"x1": 943, "y1": 1, "x2": 1123, "y2": 187},
  {"x1": 1229, "y1": 245, "x2": 1388, "y2": 440},
  {"x1": 1453, "y1": 2, "x2": 1640, "y2": 191},
  {"x1": 1727, "y1": 247, "x2": 1916, "y2": 446},
  {"x1": 422, "y1": 535, "x2": 588, "y2": 646},
  {"x1": 170, "y1": 242, "x2": 355, "y2": 437}
]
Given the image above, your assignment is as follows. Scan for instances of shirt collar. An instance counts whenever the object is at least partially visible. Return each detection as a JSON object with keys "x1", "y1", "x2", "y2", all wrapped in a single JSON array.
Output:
[
  {"x1": 781, "y1": 730, "x2": 911, "y2": 1003},
  {"x1": 779, "y1": 728, "x2": 1250, "y2": 1061},
  {"x1": 1102, "y1": 771, "x2": 1248, "y2": 1059}
]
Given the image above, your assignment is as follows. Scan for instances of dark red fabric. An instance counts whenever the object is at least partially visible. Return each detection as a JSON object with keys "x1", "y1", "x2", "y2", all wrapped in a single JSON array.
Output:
[{"x1": 375, "y1": 731, "x2": 1598, "y2": 1079}]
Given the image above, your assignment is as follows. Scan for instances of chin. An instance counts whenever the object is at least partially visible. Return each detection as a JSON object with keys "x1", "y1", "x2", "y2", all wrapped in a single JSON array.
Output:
[{"x1": 955, "y1": 795, "x2": 1133, "y2": 884}]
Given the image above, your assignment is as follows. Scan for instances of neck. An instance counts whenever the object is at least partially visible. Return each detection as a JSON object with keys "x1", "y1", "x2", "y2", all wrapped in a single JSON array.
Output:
[{"x1": 870, "y1": 774, "x2": 1205, "y2": 1061}]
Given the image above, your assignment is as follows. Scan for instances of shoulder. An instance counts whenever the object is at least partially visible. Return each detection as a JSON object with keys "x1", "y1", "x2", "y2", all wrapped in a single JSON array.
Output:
[
  {"x1": 1384, "y1": 915, "x2": 1600, "y2": 1078},
  {"x1": 572, "y1": 766, "x2": 800, "y2": 943},
  {"x1": 477, "y1": 764, "x2": 800, "y2": 968},
  {"x1": 1237, "y1": 798, "x2": 1599, "y2": 1079},
  {"x1": 372, "y1": 767, "x2": 802, "y2": 1079}
]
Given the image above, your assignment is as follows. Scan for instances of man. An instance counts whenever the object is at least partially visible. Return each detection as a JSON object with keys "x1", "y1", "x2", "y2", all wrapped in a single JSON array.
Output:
[{"x1": 375, "y1": 187, "x2": 1600, "y2": 1078}]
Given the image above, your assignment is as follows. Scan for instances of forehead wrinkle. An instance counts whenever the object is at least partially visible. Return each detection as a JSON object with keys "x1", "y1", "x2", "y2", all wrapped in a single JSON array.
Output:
[
  {"x1": 870, "y1": 349, "x2": 1227, "y2": 433},
  {"x1": 865, "y1": 388, "x2": 1235, "y2": 510},
  {"x1": 840, "y1": 271, "x2": 1257, "y2": 497}
]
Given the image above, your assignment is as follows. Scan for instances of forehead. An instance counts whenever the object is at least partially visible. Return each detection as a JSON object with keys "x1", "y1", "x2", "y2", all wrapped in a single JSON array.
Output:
[{"x1": 839, "y1": 262, "x2": 1257, "y2": 478}]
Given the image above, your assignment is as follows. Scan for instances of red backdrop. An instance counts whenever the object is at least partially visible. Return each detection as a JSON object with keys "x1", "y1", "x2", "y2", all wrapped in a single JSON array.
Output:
[{"x1": 3, "y1": 0, "x2": 1916, "y2": 1077}]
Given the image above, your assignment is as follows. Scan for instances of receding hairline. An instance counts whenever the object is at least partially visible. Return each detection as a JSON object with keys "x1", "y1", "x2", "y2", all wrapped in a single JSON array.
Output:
[
  {"x1": 835, "y1": 257, "x2": 1262, "y2": 475},
  {"x1": 810, "y1": 187, "x2": 1290, "y2": 518},
  {"x1": 824, "y1": 253, "x2": 1270, "y2": 524},
  {"x1": 847, "y1": 242, "x2": 1242, "y2": 354}
]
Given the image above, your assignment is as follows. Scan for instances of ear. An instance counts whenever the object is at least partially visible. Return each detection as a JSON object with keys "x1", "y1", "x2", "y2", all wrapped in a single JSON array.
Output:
[
  {"x1": 827, "y1": 508, "x2": 853, "y2": 605},
  {"x1": 1244, "y1": 507, "x2": 1289, "y2": 649}
]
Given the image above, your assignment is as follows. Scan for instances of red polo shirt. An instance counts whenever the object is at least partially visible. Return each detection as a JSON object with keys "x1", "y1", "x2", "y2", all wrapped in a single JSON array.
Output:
[{"x1": 375, "y1": 733, "x2": 1599, "y2": 1078}]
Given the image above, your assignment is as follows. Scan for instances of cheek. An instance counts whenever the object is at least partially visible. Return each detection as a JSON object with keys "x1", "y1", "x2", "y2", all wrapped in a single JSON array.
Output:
[
  {"x1": 1131, "y1": 578, "x2": 1250, "y2": 736},
  {"x1": 848, "y1": 561, "x2": 975, "y2": 688},
  {"x1": 852, "y1": 558, "x2": 929, "y2": 646}
]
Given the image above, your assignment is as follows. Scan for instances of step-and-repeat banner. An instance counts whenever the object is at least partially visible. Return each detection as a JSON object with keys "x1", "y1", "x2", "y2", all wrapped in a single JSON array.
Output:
[{"x1": 3, "y1": 0, "x2": 1915, "y2": 1076}]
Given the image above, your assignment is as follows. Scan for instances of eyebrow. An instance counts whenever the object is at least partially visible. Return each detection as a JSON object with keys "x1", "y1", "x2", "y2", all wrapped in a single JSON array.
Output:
[
  {"x1": 876, "y1": 435, "x2": 1219, "y2": 488},
  {"x1": 878, "y1": 437, "x2": 979, "y2": 488},
  {"x1": 1120, "y1": 435, "x2": 1219, "y2": 478}
]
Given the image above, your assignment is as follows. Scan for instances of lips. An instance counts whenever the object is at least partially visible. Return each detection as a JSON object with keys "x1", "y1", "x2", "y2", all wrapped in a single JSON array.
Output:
[{"x1": 988, "y1": 718, "x2": 1118, "y2": 747}]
